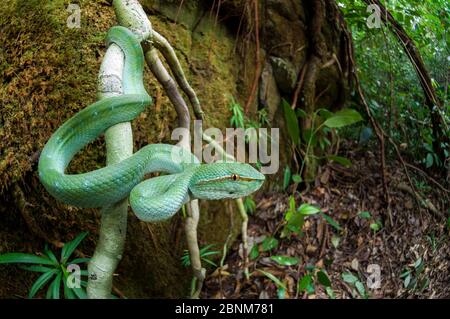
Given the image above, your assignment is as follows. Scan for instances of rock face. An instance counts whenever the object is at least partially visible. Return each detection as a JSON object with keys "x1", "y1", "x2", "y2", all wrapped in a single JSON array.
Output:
[{"x1": 0, "y1": 0, "x2": 351, "y2": 298}]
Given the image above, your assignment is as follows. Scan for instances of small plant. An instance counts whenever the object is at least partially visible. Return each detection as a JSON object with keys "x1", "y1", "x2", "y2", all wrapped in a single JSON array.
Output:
[
  {"x1": 257, "y1": 108, "x2": 270, "y2": 127},
  {"x1": 181, "y1": 244, "x2": 220, "y2": 268},
  {"x1": 280, "y1": 197, "x2": 341, "y2": 238},
  {"x1": 281, "y1": 197, "x2": 321, "y2": 238},
  {"x1": 0, "y1": 232, "x2": 90, "y2": 299},
  {"x1": 282, "y1": 98, "x2": 363, "y2": 181},
  {"x1": 370, "y1": 219, "x2": 383, "y2": 232},
  {"x1": 341, "y1": 271, "x2": 368, "y2": 299},
  {"x1": 228, "y1": 96, "x2": 271, "y2": 144}
]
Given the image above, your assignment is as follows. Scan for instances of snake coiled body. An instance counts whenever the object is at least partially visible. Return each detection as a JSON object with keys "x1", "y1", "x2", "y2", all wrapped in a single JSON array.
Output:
[{"x1": 38, "y1": 26, "x2": 264, "y2": 222}]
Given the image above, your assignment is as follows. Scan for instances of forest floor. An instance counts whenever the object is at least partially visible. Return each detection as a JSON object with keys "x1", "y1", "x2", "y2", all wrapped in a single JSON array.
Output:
[{"x1": 202, "y1": 142, "x2": 449, "y2": 299}]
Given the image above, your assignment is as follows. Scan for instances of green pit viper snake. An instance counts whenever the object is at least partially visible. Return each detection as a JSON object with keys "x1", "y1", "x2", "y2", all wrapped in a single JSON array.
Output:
[{"x1": 38, "y1": 26, "x2": 265, "y2": 222}]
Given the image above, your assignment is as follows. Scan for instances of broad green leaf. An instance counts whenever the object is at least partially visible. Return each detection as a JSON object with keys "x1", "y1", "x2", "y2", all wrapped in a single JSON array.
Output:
[
  {"x1": 317, "y1": 108, "x2": 334, "y2": 120},
  {"x1": 61, "y1": 232, "x2": 88, "y2": 263},
  {"x1": 270, "y1": 256, "x2": 300, "y2": 266},
  {"x1": 342, "y1": 272, "x2": 358, "y2": 284},
  {"x1": 261, "y1": 237, "x2": 279, "y2": 252},
  {"x1": 258, "y1": 270, "x2": 286, "y2": 290},
  {"x1": 414, "y1": 257, "x2": 423, "y2": 270},
  {"x1": 282, "y1": 213, "x2": 305, "y2": 238},
  {"x1": 324, "y1": 109, "x2": 363, "y2": 128},
  {"x1": 298, "y1": 274, "x2": 313, "y2": 293},
  {"x1": 317, "y1": 270, "x2": 331, "y2": 287},
  {"x1": 0, "y1": 253, "x2": 54, "y2": 266},
  {"x1": 326, "y1": 155, "x2": 352, "y2": 167},
  {"x1": 321, "y1": 213, "x2": 342, "y2": 230},
  {"x1": 298, "y1": 203, "x2": 320, "y2": 215},
  {"x1": 249, "y1": 245, "x2": 259, "y2": 260},
  {"x1": 28, "y1": 269, "x2": 58, "y2": 299},
  {"x1": 282, "y1": 99, "x2": 300, "y2": 145},
  {"x1": 292, "y1": 174, "x2": 302, "y2": 183}
]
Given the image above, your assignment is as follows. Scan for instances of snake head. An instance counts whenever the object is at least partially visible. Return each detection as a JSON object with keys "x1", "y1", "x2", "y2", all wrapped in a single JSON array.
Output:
[{"x1": 189, "y1": 162, "x2": 265, "y2": 200}]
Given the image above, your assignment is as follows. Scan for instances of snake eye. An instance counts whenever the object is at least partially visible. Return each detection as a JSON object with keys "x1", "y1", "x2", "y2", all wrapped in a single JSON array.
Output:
[{"x1": 231, "y1": 174, "x2": 239, "y2": 181}]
